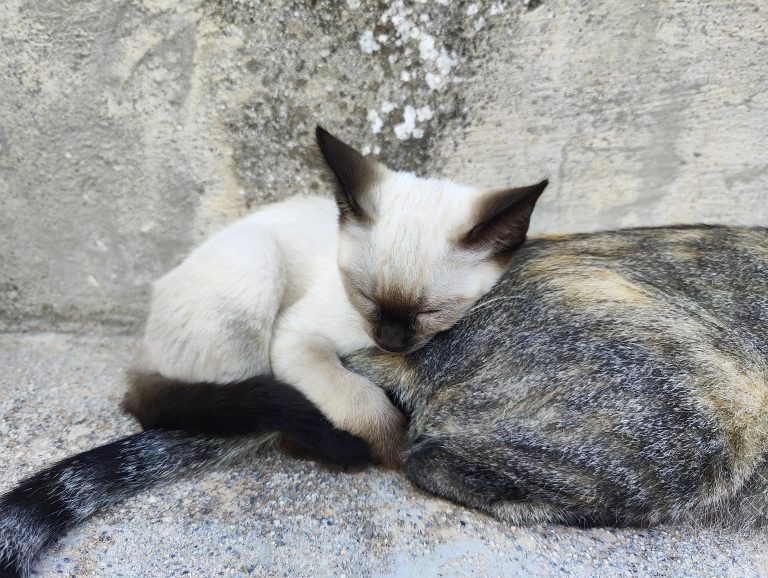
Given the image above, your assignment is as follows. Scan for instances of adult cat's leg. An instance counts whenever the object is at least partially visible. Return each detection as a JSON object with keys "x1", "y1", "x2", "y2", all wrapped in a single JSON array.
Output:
[{"x1": 405, "y1": 437, "x2": 628, "y2": 527}]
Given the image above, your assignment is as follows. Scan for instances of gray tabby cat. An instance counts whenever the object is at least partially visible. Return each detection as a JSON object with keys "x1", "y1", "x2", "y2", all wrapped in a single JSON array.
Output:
[
  {"x1": 2, "y1": 224, "x2": 767, "y2": 576},
  {"x1": 346, "y1": 224, "x2": 768, "y2": 528}
]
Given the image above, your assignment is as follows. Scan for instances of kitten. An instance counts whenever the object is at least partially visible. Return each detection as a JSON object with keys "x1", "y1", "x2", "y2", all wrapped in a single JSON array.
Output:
[
  {"x1": 0, "y1": 128, "x2": 548, "y2": 576},
  {"x1": 128, "y1": 126, "x2": 547, "y2": 466}
]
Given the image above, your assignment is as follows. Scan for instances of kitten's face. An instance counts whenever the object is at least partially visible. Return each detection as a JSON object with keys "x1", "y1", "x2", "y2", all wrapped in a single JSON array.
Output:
[
  {"x1": 337, "y1": 174, "x2": 507, "y2": 353},
  {"x1": 316, "y1": 126, "x2": 546, "y2": 354}
]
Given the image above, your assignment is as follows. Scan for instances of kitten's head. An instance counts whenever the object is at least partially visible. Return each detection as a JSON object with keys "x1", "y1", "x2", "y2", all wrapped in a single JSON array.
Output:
[{"x1": 316, "y1": 126, "x2": 547, "y2": 354}]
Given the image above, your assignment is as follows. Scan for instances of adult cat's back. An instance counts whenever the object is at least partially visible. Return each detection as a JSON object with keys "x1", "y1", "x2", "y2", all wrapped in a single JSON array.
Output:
[{"x1": 351, "y1": 225, "x2": 768, "y2": 527}]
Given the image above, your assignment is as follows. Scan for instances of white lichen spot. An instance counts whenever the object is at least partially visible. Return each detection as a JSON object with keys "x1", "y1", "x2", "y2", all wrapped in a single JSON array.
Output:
[
  {"x1": 394, "y1": 105, "x2": 424, "y2": 140},
  {"x1": 489, "y1": 2, "x2": 504, "y2": 16},
  {"x1": 436, "y1": 50, "x2": 458, "y2": 76},
  {"x1": 474, "y1": 16, "x2": 486, "y2": 31},
  {"x1": 418, "y1": 34, "x2": 438, "y2": 61},
  {"x1": 374, "y1": 1, "x2": 461, "y2": 95},
  {"x1": 381, "y1": 100, "x2": 397, "y2": 114},
  {"x1": 466, "y1": 3, "x2": 479, "y2": 16},
  {"x1": 425, "y1": 72, "x2": 442, "y2": 91},
  {"x1": 367, "y1": 109, "x2": 384, "y2": 134},
  {"x1": 415, "y1": 106, "x2": 433, "y2": 122},
  {"x1": 389, "y1": 9, "x2": 415, "y2": 41},
  {"x1": 358, "y1": 30, "x2": 380, "y2": 54},
  {"x1": 346, "y1": 0, "x2": 360, "y2": 8}
]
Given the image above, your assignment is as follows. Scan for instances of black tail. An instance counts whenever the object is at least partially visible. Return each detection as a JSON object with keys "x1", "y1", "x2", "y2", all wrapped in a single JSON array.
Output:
[
  {"x1": 1, "y1": 375, "x2": 370, "y2": 577},
  {"x1": 123, "y1": 372, "x2": 372, "y2": 464}
]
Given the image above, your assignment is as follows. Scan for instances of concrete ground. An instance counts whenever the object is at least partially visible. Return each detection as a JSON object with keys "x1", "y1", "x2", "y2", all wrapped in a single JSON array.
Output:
[{"x1": 1, "y1": 332, "x2": 767, "y2": 577}]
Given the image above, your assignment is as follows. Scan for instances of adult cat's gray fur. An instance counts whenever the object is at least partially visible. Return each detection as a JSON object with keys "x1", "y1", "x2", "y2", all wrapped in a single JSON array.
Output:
[{"x1": 347, "y1": 224, "x2": 768, "y2": 528}]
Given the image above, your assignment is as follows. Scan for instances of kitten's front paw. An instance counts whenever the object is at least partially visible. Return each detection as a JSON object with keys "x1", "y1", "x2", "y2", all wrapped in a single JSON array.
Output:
[
  {"x1": 331, "y1": 378, "x2": 408, "y2": 470},
  {"x1": 366, "y1": 405, "x2": 407, "y2": 470}
]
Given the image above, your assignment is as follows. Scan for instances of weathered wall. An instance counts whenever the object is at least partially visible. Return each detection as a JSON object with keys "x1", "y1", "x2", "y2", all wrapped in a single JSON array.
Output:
[{"x1": 0, "y1": 0, "x2": 766, "y2": 331}]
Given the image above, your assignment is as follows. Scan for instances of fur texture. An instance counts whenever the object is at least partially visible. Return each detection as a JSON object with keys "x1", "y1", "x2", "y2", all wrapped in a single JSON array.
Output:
[
  {"x1": 1, "y1": 377, "x2": 368, "y2": 578},
  {"x1": 123, "y1": 373, "x2": 370, "y2": 465},
  {"x1": 133, "y1": 127, "x2": 545, "y2": 466},
  {"x1": 346, "y1": 224, "x2": 768, "y2": 527},
  {"x1": 3, "y1": 225, "x2": 766, "y2": 576},
  {"x1": 0, "y1": 431, "x2": 271, "y2": 578}
]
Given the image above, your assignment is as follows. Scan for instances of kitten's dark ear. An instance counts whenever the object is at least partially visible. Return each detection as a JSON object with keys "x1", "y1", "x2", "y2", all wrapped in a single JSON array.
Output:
[
  {"x1": 461, "y1": 179, "x2": 548, "y2": 257},
  {"x1": 316, "y1": 126, "x2": 381, "y2": 221}
]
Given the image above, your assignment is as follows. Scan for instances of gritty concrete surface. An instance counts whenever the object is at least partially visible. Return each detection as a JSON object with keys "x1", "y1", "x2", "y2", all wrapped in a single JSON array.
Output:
[
  {"x1": 1, "y1": 332, "x2": 768, "y2": 577},
  {"x1": 1, "y1": 0, "x2": 767, "y2": 331}
]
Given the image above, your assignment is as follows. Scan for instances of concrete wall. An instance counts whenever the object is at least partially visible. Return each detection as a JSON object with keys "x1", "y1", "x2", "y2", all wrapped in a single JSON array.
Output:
[{"x1": 1, "y1": 0, "x2": 766, "y2": 331}]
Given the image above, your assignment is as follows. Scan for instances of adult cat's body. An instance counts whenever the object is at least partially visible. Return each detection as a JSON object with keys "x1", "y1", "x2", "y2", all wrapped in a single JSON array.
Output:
[
  {"x1": 4, "y1": 225, "x2": 767, "y2": 576},
  {"x1": 348, "y1": 224, "x2": 768, "y2": 527},
  {"x1": 129, "y1": 127, "x2": 547, "y2": 466}
]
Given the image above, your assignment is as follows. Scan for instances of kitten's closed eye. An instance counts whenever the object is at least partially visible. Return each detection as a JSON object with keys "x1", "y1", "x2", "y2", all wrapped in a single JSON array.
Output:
[
  {"x1": 418, "y1": 297, "x2": 462, "y2": 318},
  {"x1": 358, "y1": 290, "x2": 375, "y2": 304}
]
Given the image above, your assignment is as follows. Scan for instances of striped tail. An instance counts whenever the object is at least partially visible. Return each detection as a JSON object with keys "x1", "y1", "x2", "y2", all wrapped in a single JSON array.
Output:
[
  {"x1": 1, "y1": 375, "x2": 370, "y2": 577},
  {"x1": 0, "y1": 431, "x2": 269, "y2": 578}
]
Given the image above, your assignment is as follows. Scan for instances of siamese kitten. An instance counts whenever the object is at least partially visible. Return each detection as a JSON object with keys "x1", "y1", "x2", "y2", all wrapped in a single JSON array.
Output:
[
  {"x1": 0, "y1": 128, "x2": 549, "y2": 577},
  {"x1": 128, "y1": 126, "x2": 547, "y2": 466}
]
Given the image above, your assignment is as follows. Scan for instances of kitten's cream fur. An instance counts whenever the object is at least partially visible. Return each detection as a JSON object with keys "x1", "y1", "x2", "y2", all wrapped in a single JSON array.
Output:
[{"x1": 134, "y1": 127, "x2": 546, "y2": 465}]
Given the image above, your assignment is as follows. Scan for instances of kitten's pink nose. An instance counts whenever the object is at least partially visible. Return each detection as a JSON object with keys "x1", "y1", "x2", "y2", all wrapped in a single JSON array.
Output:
[{"x1": 374, "y1": 316, "x2": 410, "y2": 353}]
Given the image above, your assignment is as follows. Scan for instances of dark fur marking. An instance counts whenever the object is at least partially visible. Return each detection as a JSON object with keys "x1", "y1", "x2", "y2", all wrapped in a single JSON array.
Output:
[
  {"x1": 461, "y1": 179, "x2": 548, "y2": 261},
  {"x1": 315, "y1": 125, "x2": 378, "y2": 222},
  {"x1": 124, "y1": 373, "x2": 371, "y2": 468},
  {"x1": 404, "y1": 439, "x2": 522, "y2": 509},
  {"x1": 1, "y1": 431, "x2": 229, "y2": 577}
]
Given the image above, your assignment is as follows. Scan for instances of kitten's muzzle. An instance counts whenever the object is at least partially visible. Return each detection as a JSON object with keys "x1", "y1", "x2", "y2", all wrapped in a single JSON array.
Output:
[{"x1": 373, "y1": 314, "x2": 412, "y2": 353}]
